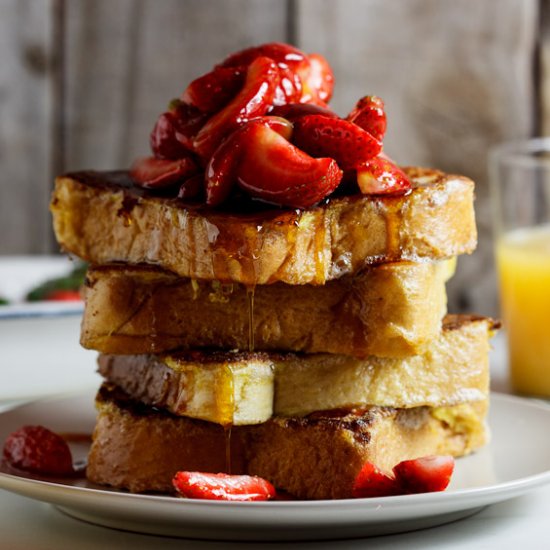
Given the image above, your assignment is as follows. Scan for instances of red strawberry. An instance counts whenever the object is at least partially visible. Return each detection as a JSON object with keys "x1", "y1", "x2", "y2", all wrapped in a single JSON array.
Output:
[
  {"x1": 234, "y1": 119, "x2": 342, "y2": 208},
  {"x1": 43, "y1": 289, "x2": 81, "y2": 302},
  {"x1": 298, "y1": 53, "x2": 334, "y2": 104},
  {"x1": 193, "y1": 56, "x2": 280, "y2": 161},
  {"x1": 205, "y1": 116, "x2": 293, "y2": 206},
  {"x1": 352, "y1": 462, "x2": 400, "y2": 498},
  {"x1": 130, "y1": 156, "x2": 199, "y2": 189},
  {"x1": 268, "y1": 102, "x2": 337, "y2": 122},
  {"x1": 356, "y1": 155, "x2": 411, "y2": 195},
  {"x1": 274, "y1": 66, "x2": 303, "y2": 105},
  {"x1": 173, "y1": 471, "x2": 276, "y2": 501},
  {"x1": 218, "y1": 43, "x2": 311, "y2": 107},
  {"x1": 346, "y1": 96, "x2": 387, "y2": 142},
  {"x1": 218, "y1": 42, "x2": 308, "y2": 71},
  {"x1": 150, "y1": 102, "x2": 207, "y2": 159},
  {"x1": 177, "y1": 173, "x2": 204, "y2": 200},
  {"x1": 181, "y1": 66, "x2": 246, "y2": 114},
  {"x1": 292, "y1": 114, "x2": 382, "y2": 170},
  {"x1": 393, "y1": 455, "x2": 455, "y2": 494},
  {"x1": 3, "y1": 425, "x2": 74, "y2": 476}
]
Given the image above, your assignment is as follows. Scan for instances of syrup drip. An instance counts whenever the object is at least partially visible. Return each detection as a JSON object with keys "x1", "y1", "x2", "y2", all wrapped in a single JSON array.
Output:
[
  {"x1": 246, "y1": 286, "x2": 255, "y2": 352},
  {"x1": 218, "y1": 364, "x2": 234, "y2": 473},
  {"x1": 224, "y1": 426, "x2": 232, "y2": 474}
]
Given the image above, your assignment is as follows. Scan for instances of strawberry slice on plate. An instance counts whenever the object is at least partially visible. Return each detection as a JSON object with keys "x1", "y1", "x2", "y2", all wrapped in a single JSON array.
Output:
[
  {"x1": 173, "y1": 471, "x2": 276, "y2": 501},
  {"x1": 131, "y1": 156, "x2": 199, "y2": 189},
  {"x1": 193, "y1": 56, "x2": 280, "y2": 161},
  {"x1": 292, "y1": 114, "x2": 382, "y2": 170},
  {"x1": 393, "y1": 455, "x2": 455, "y2": 494},
  {"x1": 346, "y1": 95, "x2": 387, "y2": 142},
  {"x1": 356, "y1": 155, "x2": 411, "y2": 195},
  {"x1": 3, "y1": 425, "x2": 74, "y2": 476},
  {"x1": 352, "y1": 462, "x2": 399, "y2": 498}
]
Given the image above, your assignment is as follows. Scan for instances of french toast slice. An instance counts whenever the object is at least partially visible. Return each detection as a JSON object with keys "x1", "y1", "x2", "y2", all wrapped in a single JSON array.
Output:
[
  {"x1": 87, "y1": 384, "x2": 488, "y2": 499},
  {"x1": 51, "y1": 167, "x2": 476, "y2": 286},
  {"x1": 97, "y1": 315, "x2": 495, "y2": 426},
  {"x1": 82, "y1": 259, "x2": 454, "y2": 357}
]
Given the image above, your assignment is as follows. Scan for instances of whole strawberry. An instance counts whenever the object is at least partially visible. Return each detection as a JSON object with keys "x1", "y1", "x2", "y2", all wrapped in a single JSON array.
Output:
[{"x1": 3, "y1": 425, "x2": 74, "y2": 476}]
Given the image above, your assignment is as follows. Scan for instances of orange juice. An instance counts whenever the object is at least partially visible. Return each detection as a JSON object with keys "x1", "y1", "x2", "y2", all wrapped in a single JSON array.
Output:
[{"x1": 496, "y1": 225, "x2": 550, "y2": 396}]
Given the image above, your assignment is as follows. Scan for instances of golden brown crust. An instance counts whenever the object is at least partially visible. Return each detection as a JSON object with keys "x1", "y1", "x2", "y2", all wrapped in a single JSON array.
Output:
[
  {"x1": 51, "y1": 168, "x2": 476, "y2": 285},
  {"x1": 81, "y1": 260, "x2": 450, "y2": 357},
  {"x1": 87, "y1": 384, "x2": 488, "y2": 499},
  {"x1": 97, "y1": 313, "x2": 493, "y2": 423}
]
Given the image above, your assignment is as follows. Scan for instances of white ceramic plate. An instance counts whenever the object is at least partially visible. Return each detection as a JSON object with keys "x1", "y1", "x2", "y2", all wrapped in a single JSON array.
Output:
[{"x1": 1, "y1": 392, "x2": 550, "y2": 541}]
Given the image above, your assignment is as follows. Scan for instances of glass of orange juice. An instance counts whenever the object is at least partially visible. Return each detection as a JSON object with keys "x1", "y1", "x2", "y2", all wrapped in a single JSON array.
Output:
[{"x1": 490, "y1": 138, "x2": 550, "y2": 397}]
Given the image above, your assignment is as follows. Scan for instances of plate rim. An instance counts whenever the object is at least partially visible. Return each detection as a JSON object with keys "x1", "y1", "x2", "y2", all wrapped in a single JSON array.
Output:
[{"x1": 1, "y1": 390, "x2": 550, "y2": 509}]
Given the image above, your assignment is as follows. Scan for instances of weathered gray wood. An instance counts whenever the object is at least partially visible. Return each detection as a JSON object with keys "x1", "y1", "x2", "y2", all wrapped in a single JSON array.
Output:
[
  {"x1": 296, "y1": 0, "x2": 539, "y2": 315},
  {"x1": 63, "y1": 0, "x2": 289, "y2": 172},
  {"x1": 0, "y1": 0, "x2": 54, "y2": 254}
]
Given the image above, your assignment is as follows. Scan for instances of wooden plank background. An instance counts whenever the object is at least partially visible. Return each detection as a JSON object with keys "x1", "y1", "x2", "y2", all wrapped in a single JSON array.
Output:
[{"x1": 0, "y1": 0, "x2": 542, "y2": 315}]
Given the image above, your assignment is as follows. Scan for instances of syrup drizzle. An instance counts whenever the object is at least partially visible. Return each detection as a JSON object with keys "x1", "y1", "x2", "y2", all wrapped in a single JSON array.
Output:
[
  {"x1": 224, "y1": 426, "x2": 232, "y2": 474},
  {"x1": 246, "y1": 286, "x2": 255, "y2": 352}
]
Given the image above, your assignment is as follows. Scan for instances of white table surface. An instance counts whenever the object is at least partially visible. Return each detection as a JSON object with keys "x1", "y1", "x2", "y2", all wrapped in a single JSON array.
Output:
[{"x1": 1, "y1": 257, "x2": 548, "y2": 548}]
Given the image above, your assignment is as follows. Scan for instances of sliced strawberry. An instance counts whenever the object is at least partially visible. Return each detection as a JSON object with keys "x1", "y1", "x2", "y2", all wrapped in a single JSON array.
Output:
[
  {"x1": 269, "y1": 102, "x2": 337, "y2": 122},
  {"x1": 346, "y1": 95, "x2": 386, "y2": 142},
  {"x1": 218, "y1": 43, "x2": 310, "y2": 107},
  {"x1": 130, "y1": 156, "x2": 199, "y2": 189},
  {"x1": 181, "y1": 66, "x2": 246, "y2": 114},
  {"x1": 218, "y1": 42, "x2": 308, "y2": 71},
  {"x1": 292, "y1": 114, "x2": 381, "y2": 170},
  {"x1": 150, "y1": 102, "x2": 207, "y2": 159},
  {"x1": 193, "y1": 56, "x2": 280, "y2": 161},
  {"x1": 43, "y1": 289, "x2": 82, "y2": 302},
  {"x1": 3, "y1": 425, "x2": 74, "y2": 476},
  {"x1": 352, "y1": 462, "x2": 399, "y2": 498},
  {"x1": 178, "y1": 173, "x2": 204, "y2": 200},
  {"x1": 206, "y1": 116, "x2": 293, "y2": 206},
  {"x1": 393, "y1": 455, "x2": 455, "y2": 494},
  {"x1": 274, "y1": 66, "x2": 303, "y2": 105},
  {"x1": 173, "y1": 471, "x2": 276, "y2": 501},
  {"x1": 356, "y1": 155, "x2": 411, "y2": 195},
  {"x1": 298, "y1": 53, "x2": 334, "y2": 104},
  {"x1": 150, "y1": 111, "x2": 190, "y2": 160},
  {"x1": 236, "y1": 122, "x2": 342, "y2": 209}
]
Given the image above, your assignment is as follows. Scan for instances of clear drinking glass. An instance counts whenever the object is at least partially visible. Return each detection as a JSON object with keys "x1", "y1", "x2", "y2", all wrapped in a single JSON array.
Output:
[{"x1": 489, "y1": 138, "x2": 550, "y2": 397}]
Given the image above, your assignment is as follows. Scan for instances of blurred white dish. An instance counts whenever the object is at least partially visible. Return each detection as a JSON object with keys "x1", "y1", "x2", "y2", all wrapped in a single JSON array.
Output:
[
  {"x1": 0, "y1": 255, "x2": 79, "y2": 304},
  {"x1": 0, "y1": 314, "x2": 98, "y2": 401}
]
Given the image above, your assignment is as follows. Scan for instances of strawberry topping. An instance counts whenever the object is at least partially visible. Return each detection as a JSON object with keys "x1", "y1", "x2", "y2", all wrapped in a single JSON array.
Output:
[
  {"x1": 182, "y1": 66, "x2": 246, "y2": 114},
  {"x1": 193, "y1": 56, "x2": 280, "y2": 161},
  {"x1": 206, "y1": 116, "x2": 342, "y2": 209},
  {"x1": 173, "y1": 471, "x2": 276, "y2": 501},
  {"x1": 150, "y1": 101, "x2": 207, "y2": 159},
  {"x1": 130, "y1": 156, "x2": 199, "y2": 189},
  {"x1": 3, "y1": 425, "x2": 74, "y2": 476},
  {"x1": 357, "y1": 155, "x2": 412, "y2": 195},
  {"x1": 132, "y1": 42, "x2": 412, "y2": 208},
  {"x1": 346, "y1": 95, "x2": 387, "y2": 142},
  {"x1": 292, "y1": 114, "x2": 382, "y2": 170}
]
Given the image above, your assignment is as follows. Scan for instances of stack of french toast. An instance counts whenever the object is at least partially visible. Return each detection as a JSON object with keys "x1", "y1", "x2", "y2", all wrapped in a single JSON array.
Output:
[{"x1": 50, "y1": 43, "x2": 496, "y2": 500}]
